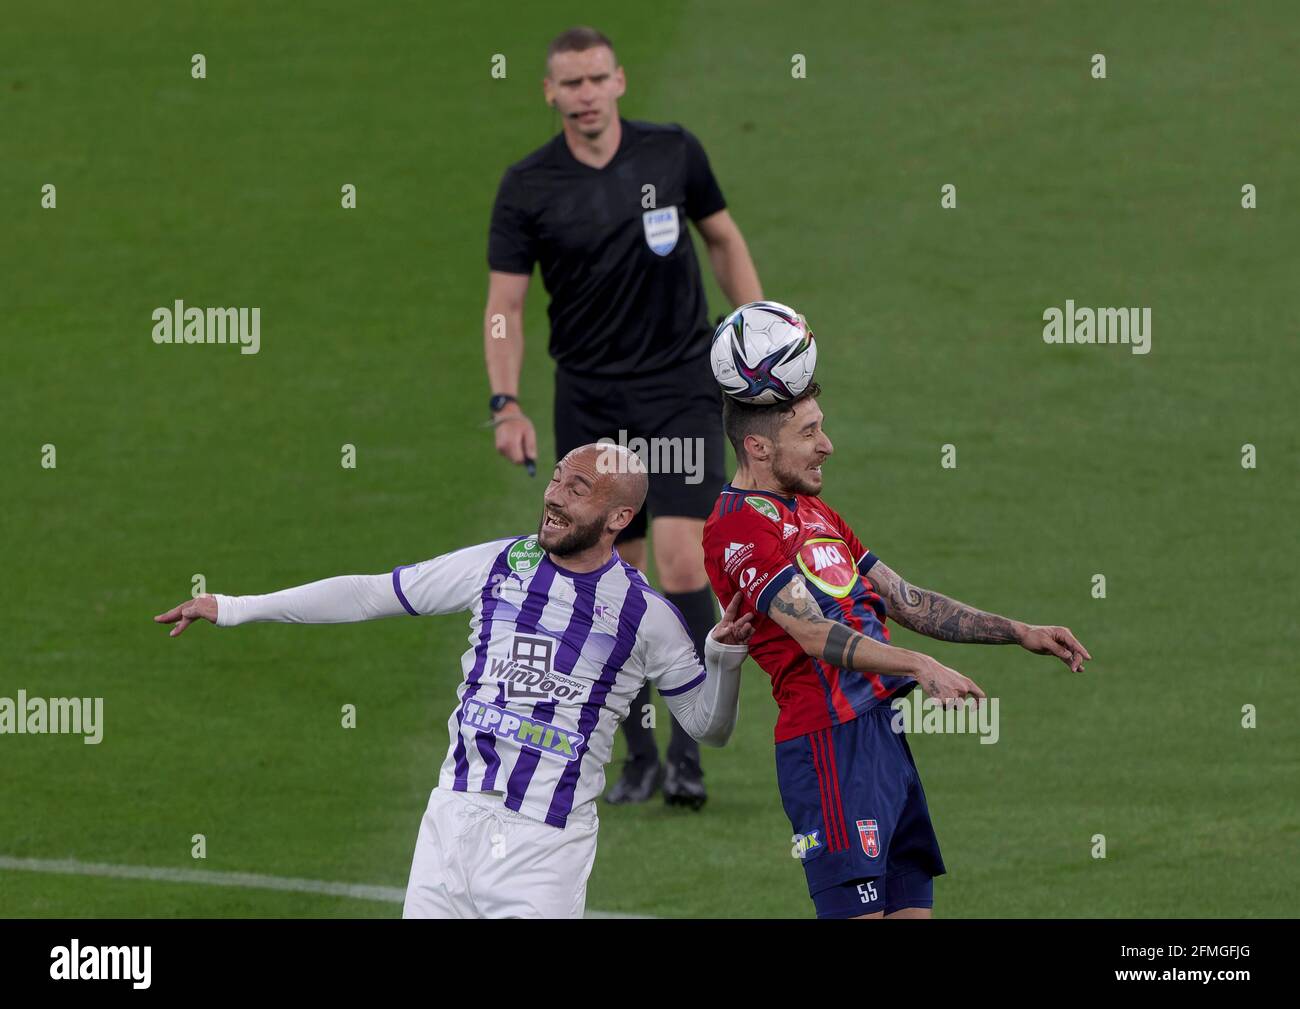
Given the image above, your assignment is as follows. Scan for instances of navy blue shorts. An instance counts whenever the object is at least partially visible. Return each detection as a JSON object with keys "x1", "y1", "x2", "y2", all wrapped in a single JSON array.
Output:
[{"x1": 776, "y1": 703, "x2": 946, "y2": 919}]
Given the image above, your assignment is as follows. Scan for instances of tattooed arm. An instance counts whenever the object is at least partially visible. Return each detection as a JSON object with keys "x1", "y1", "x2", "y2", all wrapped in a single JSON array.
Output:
[
  {"x1": 868, "y1": 559, "x2": 1023, "y2": 644},
  {"x1": 868, "y1": 559, "x2": 1091, "y2": 671},
  {"x1": 766, "y1": 575, "x2": 985, "y2": 703}
]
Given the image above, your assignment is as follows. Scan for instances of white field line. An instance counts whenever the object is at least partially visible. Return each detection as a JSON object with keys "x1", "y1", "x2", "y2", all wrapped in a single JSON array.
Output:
[{"x1": 0, "y1": 856, "x2": 645, "y2": 919}]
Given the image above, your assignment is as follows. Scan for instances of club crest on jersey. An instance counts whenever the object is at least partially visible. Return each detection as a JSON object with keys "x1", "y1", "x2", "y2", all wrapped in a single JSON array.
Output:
[
  {"x1": 462, "y1": 697, "x2": 584, "y2": 761},
  {"x1": 744, "y1": 496, "x2": 780, "y2": 522},
  {"x1": 795, "y1": 537, "x2": 857, "y2": 598},
  {"x1": 507, "y1": 538, "x2": 544, "y2": 574},
  {"x1": 856, "y1": 818, "x2": 881, "y2": 858},
  {"x1": 642, "y1": 206, "x2": 680, "y2": 256}
]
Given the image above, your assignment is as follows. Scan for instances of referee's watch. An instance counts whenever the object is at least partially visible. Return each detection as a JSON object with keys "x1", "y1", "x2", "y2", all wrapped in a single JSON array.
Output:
[{"x1": 489, "y1": 393, "x2": 519, "y2": 414}]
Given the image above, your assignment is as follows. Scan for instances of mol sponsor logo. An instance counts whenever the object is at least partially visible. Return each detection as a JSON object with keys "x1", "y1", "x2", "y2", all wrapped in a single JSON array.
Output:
[{"x1": 794, "y1": 537, "x2": 857, "y2": 598}]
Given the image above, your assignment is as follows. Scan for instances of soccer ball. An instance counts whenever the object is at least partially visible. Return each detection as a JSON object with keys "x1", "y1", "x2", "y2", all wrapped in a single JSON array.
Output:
[{"x1": 710, "y1": 300, "x2": 817, "y2": 405}]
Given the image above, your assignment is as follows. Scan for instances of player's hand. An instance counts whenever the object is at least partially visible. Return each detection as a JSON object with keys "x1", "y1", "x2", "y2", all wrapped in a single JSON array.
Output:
[
  {"x1": 1019, "y1": 625, "x2": 1091, "y2": 672},
  {"x1": 711, "y1": 592, "x2": 756, "y2": 647},
  {"x1": 154, "y1": 595, "x2": 218, "y2": 637},
  {"x1": 910, "y1": 653, "x2": 985, "y2": 706},
  {"x1": 493, "y1": 405, "x2": 537, "y2": 467}
]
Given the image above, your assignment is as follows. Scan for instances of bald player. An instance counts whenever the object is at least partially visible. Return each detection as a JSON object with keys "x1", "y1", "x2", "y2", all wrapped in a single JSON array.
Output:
[{"x1": 155, "y1": 444, "x2": 755, "y2": 918}]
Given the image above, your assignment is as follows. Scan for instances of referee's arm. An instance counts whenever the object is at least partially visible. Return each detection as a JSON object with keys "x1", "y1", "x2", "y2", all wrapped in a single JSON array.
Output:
[
  {"x1": 484, "y1": 161, "x2": 538, "y2": 468},
  {"x1": 694, "y1": 209, "x2": 762, "y2": 307},
  {"x1": 483, "y1": 271, "x2": 536, "y2": 466}
]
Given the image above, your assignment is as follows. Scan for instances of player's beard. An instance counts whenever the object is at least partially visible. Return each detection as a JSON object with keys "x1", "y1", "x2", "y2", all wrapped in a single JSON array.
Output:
[
  {"x1": 771, "y1": 448, "x2": 823, "y2": 497},
  {"x1": 538, "y1": 508, "x2": 608, "y2": 557}
]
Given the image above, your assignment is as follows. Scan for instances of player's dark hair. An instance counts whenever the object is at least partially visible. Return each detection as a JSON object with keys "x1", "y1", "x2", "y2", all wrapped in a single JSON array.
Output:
[
  {"x1": 547, "y1": 27, "x2": 617, "y2": 69},
  {"x1": 723, "y1": 382, "x2": 822, "y2": 466}
]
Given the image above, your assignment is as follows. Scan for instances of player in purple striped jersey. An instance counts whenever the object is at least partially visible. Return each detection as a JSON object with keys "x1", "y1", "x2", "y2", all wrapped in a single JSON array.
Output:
[{"x1": 154, "y1": 444, "x2": 754, "y2": 918}]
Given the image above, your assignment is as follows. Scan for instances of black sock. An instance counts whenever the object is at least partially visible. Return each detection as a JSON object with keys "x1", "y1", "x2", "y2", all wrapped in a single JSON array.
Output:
[
  {"x1": 620, "y1": 682, "x2": 659, "y2": 763},
  {"x1": 664, "y1": 586, "x2": 718, "y2": 766}
]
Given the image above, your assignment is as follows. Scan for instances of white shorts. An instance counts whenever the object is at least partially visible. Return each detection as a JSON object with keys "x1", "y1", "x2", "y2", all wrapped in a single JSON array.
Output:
[{"x1": 402, "y1": 787, "x2": 599, "y2": 919}]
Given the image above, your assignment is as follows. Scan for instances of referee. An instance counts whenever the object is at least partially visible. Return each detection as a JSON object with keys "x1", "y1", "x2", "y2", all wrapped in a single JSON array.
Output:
[{"x1": 483, "y1": 26, "x2": 763, "y2": 809}]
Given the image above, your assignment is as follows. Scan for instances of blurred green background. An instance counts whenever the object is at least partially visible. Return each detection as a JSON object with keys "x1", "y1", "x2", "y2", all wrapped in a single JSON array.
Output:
[{"x1": 1, "y1": 0, "x2": 1296, "y2": 917}]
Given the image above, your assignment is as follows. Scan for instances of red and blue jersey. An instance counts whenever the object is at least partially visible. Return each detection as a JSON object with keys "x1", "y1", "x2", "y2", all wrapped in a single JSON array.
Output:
[{"x1": 702, "y1": 484, "x2": 914, "y2": 743}]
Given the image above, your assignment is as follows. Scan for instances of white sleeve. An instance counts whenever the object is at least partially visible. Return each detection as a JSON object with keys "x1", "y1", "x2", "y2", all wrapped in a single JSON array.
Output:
[
  {"x1": 213, "y1": 538, "x2": 514, "y2": 626},
  {"x1": 662, "y1": 633, "x2": 747, "y2": 747},
  {"x1": 641, "y1": 596, "x2": 747, "y2": 746},
  {"x1": 391, "y1": 538, "x2": 515, "y2": 616},
  {"x1": 214, "y1": 574, "x2": 402, "y2": 626}
]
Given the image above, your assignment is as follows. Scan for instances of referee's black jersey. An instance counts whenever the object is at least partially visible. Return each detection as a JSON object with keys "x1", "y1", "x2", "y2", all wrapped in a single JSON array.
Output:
[{"x1": 488, "y1": 118, "x2": 726, "y2": 378}]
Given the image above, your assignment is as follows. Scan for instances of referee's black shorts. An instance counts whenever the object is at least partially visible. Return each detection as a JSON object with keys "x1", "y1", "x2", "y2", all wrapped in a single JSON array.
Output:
[{"x1": 554, "y1": 355, "x2": 726, "y2": 543}]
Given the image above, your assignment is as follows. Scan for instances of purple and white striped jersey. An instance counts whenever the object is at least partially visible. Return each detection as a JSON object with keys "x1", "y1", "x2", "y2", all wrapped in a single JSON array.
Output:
[{"x1": 392, "y1": 535, "x2": 706, "y2": 828}]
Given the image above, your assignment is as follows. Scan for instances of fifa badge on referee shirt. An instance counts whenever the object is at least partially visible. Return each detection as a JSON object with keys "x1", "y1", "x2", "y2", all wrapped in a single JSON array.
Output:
[
  {"x1": 642, "y1": 206, "x2": 680, "y2": 256},
  {"x1": 857, "y1": 819, "x2": 881, "y2": 858}
]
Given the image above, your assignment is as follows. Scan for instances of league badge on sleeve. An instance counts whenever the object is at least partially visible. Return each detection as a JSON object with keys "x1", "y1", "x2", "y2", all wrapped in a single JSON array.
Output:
[
  {"x1": 744, "y1": 496, "x2": 780, "y2": 522},
  {"x1": 857, "y1": 818, "x2": 881, "y2": 858},
  {"x1": 642, "y1": 206, "x2": 680, "y2": 256}
]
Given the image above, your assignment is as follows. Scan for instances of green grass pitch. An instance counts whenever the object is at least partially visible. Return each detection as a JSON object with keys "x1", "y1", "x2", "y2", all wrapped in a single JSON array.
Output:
[{"x1": 2, "y1": 0, "x2": 1296, "y2": 918}]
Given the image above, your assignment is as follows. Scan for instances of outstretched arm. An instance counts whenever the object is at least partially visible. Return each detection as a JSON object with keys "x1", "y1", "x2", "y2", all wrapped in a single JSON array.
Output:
[
  {"x1": 867, "y1": 559, "x2": 1091, "y2": 672},
  {"x1": 766, "y1": 575, "x2": 985, "y2": 703},
  {"x1": 154, "y1": 573, "x2": 404, "y2": 636},
  {"x1": 155, "y1": 540, "x2": 509, "y2": 637}
]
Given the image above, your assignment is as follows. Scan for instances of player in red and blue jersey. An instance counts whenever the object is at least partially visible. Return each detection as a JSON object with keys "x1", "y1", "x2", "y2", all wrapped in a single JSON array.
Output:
[{"x1": 703, "y1": 381, "x2": 1091, "y2": 919}]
